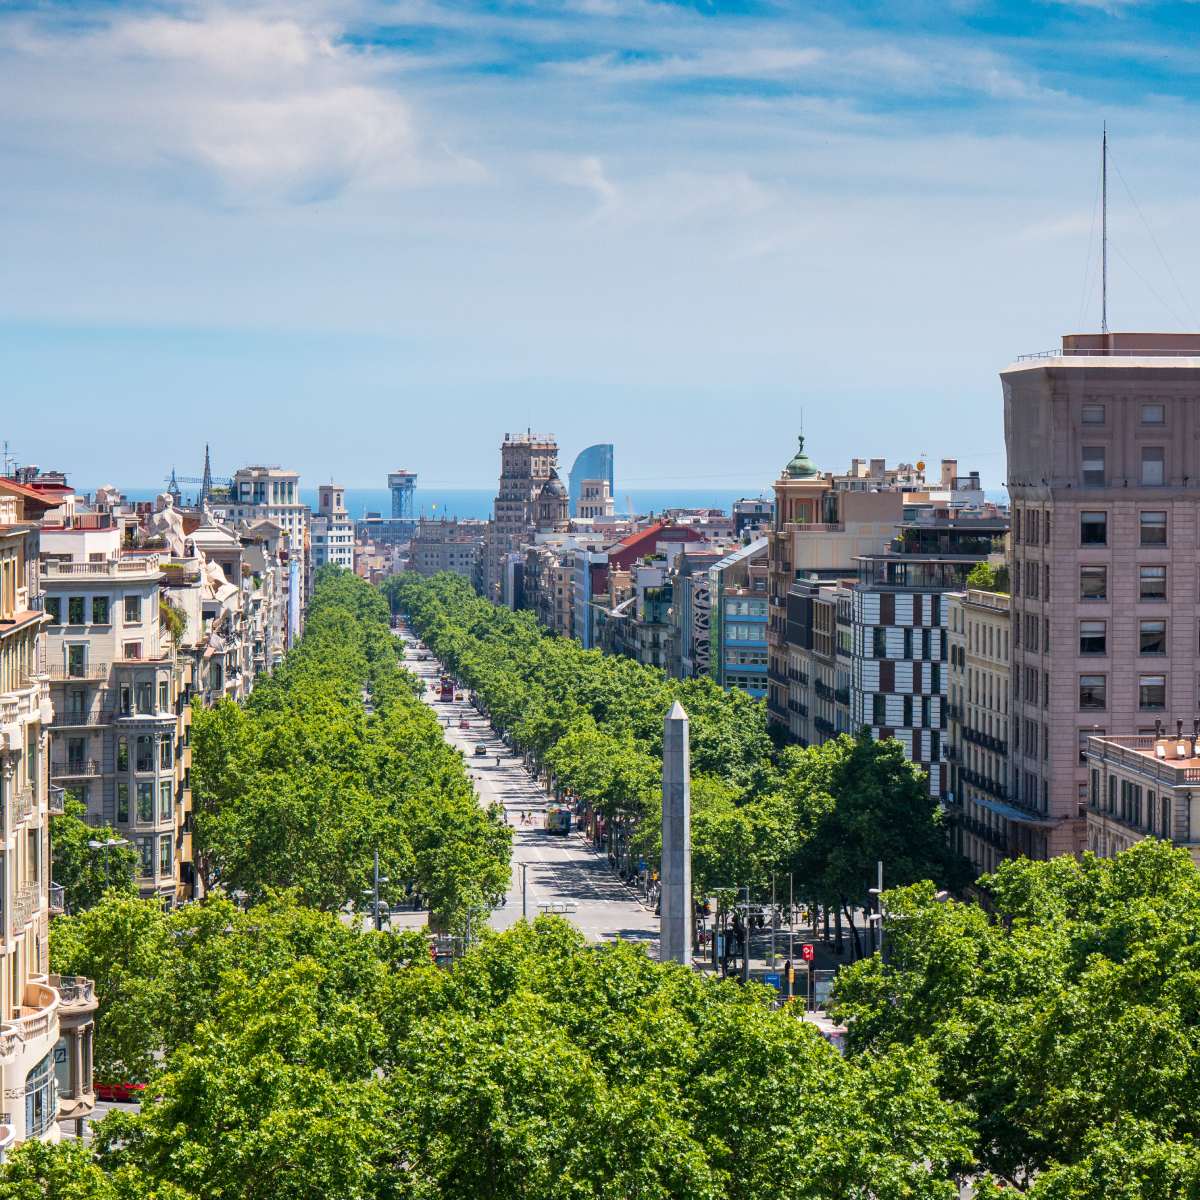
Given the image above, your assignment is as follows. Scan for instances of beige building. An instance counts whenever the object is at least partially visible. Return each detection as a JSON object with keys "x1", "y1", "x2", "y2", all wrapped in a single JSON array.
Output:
[
  {"x1": 1085, "y1": 729, "x2": 1200, "y2": 863},
  {"x1": 40, "y1": 520, "x2": 193, "y2": 906},
  {"x1": 946, "y1": 588, "x2": 1021, "y2": 873},
  {"x1": 485, "y1": 433, "x2": 557, "y2": 604},
  {"x1": 0, "y1": 489, "x2": 96, "y2": 1147},
  {"x1": 410, "y1": 518, "x2": 486, "y2": 579},
  {"x1": 767, "y1": 438, "x2": 904, "y2": 742},
  {"x1": 1003, "y1": 331, "x2": 1200, "y2": 857}
]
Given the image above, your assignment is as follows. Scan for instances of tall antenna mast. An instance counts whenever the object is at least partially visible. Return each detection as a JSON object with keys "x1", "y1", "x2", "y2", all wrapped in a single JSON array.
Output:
[{"x1": 1101, "y1": 123, "x2": 1108, "y2": 335}]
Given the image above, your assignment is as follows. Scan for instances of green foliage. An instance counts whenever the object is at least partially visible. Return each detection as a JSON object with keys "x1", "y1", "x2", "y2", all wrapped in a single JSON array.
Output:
[
  {"x1": 830, "y1": 840, "x2": 1200, "y2": 1187},
  {"x1": 0, "y1": 1139, "x2": 181, "y2": 1200},
  {"x1": 157, "y1": 596, "x2": 186, "y2": 644},
  {"x1": 191, "y1": 567, "x2": 509, "y2": 927},
  {"x1": 51, "y1": 798, "x2": 138, "y2": 913},
  {"x1": 965, "y1": 560, "x2": 1009, "y2": 594}
]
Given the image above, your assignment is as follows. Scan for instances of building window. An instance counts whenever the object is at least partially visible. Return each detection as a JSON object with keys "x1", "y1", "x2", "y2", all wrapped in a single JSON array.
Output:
[
  {"x1": 117, "y1": 782, "x2": 129, "y2": 824},
  {"x1": 159, "y1": 681, "x2": 169, "y2": 711},
  {"x1": 116, "y1": 737, "x2": 128, "y2": 772},
  {"x1": 159, "y1": 737, "x2": 172, "y2": 769},
  {"x1": 138, "y1": 837, "x2": 153, "y2": 877},
  {"x1": 1139, "y1": 675, "x2": 1166, "y2": 710},
  {"x1": 1081, "y1": 403, "x2": 1106, "y2": 424},
  {"x1": 137, "y1": 782, "x2": 154, "y2": 823},
  {"x1": 68, "y1": 596, "x2": 86, "y2": 625},
  {"x1": 1141, "y1": 403, "x2": 1166, "y2": 425},
  {"x1": 1081, "y1": 729, "x2": 1104, "y2": 766},
  {"x1": 1140, "y1": 565, "x2": 1167, "y2": 601},
  {"x1": 124, "y1": 641, "x2": 143, "y2": 661},
  {"x1": 159, "y1": 834, "x2": 172, "y2": 877},
  {"x1": 124, "y1": 594, "x2": 142, "y2": 624},
  {"x1": 25, "y1": 1053, "x2": 56, "y2": 1138},
  {"x1": 1025, "y1": 614, "x2": 1039, "y2": 652},
  {"x1": 91, "y1": 596, "x2": 110, "y2": 624},
  {"x1": 1140, "y1": 511, "x2": 1167, "y2": 546},
  {"x1": 1080, "y1": 565, "x2": 1107, "y2": 601},
  {"x1": 1080, "y1": 511, "x2": 1107, "y2": 546},
  {"x1": 135, "y1": 735, "x2": 153, "y2": 773},
  {"x1": 1081, "y1": 446, "x2": 1106, "y2": 487},
  {"x1": 1141, "y1": 447, "x2": 1165, "y2": 486},
  {"x1": 1139, "y1": 619, "x2": 1167, "y2": 655},
  {"x1": 1079, "y1": 620, "x2": 1106, "y2": 656},
  {"x1": 159, "y1": 781, "x2": 173, "y2": 821},
  {"x1": 135, "y1": 682, "x2": 153, "y2": 713},
  {"x1": 1079, "y1": 675, "x2": 1107, "y2": 710}
]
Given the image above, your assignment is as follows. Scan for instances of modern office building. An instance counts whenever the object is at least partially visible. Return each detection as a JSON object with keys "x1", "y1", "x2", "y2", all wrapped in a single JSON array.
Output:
[
  {"x1": 0, "y1": 486, "x2": 97, "y2": 1146},
  {"x1": 567, "y1": 444, "x2": 614, "y2": 518},
  {"x1": 852, "y1": 514, "x2": 1006, "y2": 799},
  {"x1": 946, "y1": 587, "x2": 1014, "y2": 873},
  {"x1": 1003, "y1": 331, "x2": 1200, "y2": 858}
]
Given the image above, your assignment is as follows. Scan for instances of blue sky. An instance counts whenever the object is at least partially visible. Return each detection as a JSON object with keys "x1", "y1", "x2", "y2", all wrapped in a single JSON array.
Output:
[{"x1": 3, "y1": 0, "x2": 1199, "y2": 490}]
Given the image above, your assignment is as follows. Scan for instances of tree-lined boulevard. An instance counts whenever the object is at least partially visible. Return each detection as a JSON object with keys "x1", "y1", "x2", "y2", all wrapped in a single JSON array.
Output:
[{"x1": 7, "y1": 567, "x2": 1200, "y2": 1199}]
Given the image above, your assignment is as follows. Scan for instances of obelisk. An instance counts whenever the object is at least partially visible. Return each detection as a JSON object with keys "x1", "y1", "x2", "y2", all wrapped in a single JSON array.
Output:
[{"x1": 659, "y1": 700, "x2": 692, "y2": 965}]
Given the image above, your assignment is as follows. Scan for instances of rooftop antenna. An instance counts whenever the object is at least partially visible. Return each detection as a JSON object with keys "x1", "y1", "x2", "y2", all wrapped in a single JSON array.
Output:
[{"x1": 1101, "y1": 123, "x2": 1108, "y2": 335}]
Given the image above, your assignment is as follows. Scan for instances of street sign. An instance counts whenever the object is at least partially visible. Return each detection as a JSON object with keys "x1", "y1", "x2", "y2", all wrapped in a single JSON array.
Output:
[{"x1": 801, "y1": 943, "x2": 815, "y2": 962}]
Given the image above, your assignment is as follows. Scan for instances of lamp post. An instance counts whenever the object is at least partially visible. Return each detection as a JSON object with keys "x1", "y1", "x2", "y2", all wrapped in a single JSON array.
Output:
[{"x1": 87, "y1": 837, "x2": 129, "y2": 884}]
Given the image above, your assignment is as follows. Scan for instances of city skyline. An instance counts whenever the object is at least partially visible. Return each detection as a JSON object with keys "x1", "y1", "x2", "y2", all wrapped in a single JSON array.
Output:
[{"x1": 5, "y1": 1, "x2": 1200, "y2": 486}]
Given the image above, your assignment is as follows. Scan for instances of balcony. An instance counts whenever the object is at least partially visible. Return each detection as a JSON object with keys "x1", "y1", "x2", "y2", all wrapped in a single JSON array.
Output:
[
  {"x1": 49, "y1": 884, "x2": 65, "y2": 915},
  {"x1": 962, "y1": 726, "x2": 1008, "y2": 756},
  {"x1": 9, "y1": 884, "x2": 36, "y2": 938},
  {"x1": 835, "y1": 686, "x2": 850, "y2": 705},
  {"x1": 42, "y1": 554, "x2": 161, "y2": 578},
  {"x1": 815, "y1": 680, "x2": 835, "y2": 701},
  {"x1": 13, "y1": 786, "x2": 34, "y2": 823},
  {"x1": 14, "y1": 978, "x2": 58, "y2": 1043},
  {"x1": 814, "y1": 716, "x2": 836, "y2": 736},
  {"x1": 50, "y1": 974, "x2": 96, "y2": 1014},
  {"x1": 51, "y1": 759, "x2": 101, "y2": 779},
  {"x1": 45, "y1": 662, "x2": 109, "y2": 681},
  {"x1": 47, "y1": 786, "x2": 64, "y2": 816}
]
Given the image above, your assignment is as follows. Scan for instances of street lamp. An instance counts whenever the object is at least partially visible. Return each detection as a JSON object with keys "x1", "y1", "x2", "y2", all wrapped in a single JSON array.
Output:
[{"x1": 87, "y1": 837, "x2": 129, "y2": 883}]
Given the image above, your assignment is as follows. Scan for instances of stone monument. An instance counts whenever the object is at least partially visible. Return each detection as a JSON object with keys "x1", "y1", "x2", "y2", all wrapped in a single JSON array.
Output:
[{"x1": 659, "y1": 700, "x2": 692, "y2": 965}]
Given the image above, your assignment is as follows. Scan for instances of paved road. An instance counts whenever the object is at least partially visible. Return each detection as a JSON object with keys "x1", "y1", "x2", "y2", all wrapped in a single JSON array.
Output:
[{"x1": 396, "y1": 622, "x2": 658, "y2": 949}]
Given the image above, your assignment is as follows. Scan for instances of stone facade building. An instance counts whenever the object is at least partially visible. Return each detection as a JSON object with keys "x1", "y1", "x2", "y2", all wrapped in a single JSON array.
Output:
[{"x1": 1003, "y1": 331, "x2": 1200, "y2": 857}]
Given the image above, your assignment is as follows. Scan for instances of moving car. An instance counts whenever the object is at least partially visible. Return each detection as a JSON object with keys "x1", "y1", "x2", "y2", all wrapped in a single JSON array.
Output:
[
  {"x1": 458, "y1": 719, "x2": 470, "y2": 729},
  {"x1": 473, "y1": 745, "x2": 488, "y2": 757},
  {"x1": 95, "y1": 1081, "x2": 147, "y2": 1103}
]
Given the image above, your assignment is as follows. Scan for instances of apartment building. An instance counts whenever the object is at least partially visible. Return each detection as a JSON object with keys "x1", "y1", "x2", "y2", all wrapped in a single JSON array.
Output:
[
  {"x1": 1083, "y1": 728, "x2": 1200, "y2": 863},
  {"x1": 40, "y1": 519, "x2": 192, "y2": 905},
  {"x1": 853, "y1": 515, "x2": 1005, "y2": 799},
  {"x1": 0, "y1": 488, "x2": 96, "y2": 1147},
  {"x1": 310, "y1": 484, "x2": 354, "y2": 587},
  {"x1": 1003, "y1": 331, "x2": 1200, "y2": 858},
  {"x1": 780, "y1": 577, "x2": 854, "y2": 744},
  {"x1": 668, "y1": 548, "x2": 726, "y2": 679},
  {"x1": 709, "y1": 539, "x2": 769, "y2": 697},
  {"x1": 485, "y1": 433, "x2": 558, "y2": 604},
  {"x1": 410, "y1": 518, "x2": 486, "y2": 580},
  {"x1": 766, "y1": 439, "x2": 904, "y2": 739},
  {"x1": 214, "y1": 467, "x2": 307, "y2": 641},
  {"x1": 946, "y1": 588, "x2": 1015, "y2": 873}
]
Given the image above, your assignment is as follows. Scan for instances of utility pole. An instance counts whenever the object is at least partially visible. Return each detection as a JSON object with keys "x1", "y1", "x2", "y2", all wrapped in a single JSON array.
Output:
[
  {"x1": 1101, "y1": 123, "x2": 1108, "y2": 335},
  {"x1": 770, "y1": 874, "x2": 776, "y2": 969},
  {"x1": 373, "y1": 849, "x2": 382, "y2": 932},
  {"x1": 787, "y1": 873, "x2": 794, "y2": 1003},
  {"x1": 740, "y1": 884, "x2": 750, "y2": 984},
  {"x1": 518, "y1": 861, "x2": 528, "y2": 919}
]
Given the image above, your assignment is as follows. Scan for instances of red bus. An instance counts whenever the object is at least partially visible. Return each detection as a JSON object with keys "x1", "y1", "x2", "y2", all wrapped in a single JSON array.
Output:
[{"x1": 439, "y1": 676, "x2": 454, "y2": 702}]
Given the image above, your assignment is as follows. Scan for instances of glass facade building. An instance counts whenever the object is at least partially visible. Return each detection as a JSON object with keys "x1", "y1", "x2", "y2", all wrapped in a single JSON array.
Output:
[{"x1": 567, "y1": 444, "x2": 614, "y2": 518}]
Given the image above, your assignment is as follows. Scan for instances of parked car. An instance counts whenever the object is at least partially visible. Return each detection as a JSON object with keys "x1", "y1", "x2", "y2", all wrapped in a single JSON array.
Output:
[{"x1": 95, "y1": 1081, "x2": 147, "y2": 1103}]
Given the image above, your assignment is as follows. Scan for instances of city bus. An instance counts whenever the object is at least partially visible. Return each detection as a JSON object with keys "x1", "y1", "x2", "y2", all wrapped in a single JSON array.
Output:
[{"x1": 439, "y1": 676, "x2": 454, "y2": 702}]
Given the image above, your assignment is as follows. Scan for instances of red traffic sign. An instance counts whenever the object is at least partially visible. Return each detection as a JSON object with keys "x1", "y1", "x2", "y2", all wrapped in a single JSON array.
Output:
[{"x1": 800, "y1": 943, "x2": 815, "y2": 962}]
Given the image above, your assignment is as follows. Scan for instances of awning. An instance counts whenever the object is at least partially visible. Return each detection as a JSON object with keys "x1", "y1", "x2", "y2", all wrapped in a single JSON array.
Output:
[{"x1": 968, "y1": 794, "x2": 1058, "y2": 828}]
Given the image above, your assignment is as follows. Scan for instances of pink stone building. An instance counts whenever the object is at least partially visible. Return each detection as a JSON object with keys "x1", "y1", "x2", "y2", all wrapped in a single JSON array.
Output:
[{"x1": 1003, "y1": 332, "x2": 1200, "y2": 858}]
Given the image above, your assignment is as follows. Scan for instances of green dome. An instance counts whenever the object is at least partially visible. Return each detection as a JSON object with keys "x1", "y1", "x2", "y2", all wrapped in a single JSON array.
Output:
[{"x1": 784, "y1": 435, "x2": 818, "y2": 479}]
